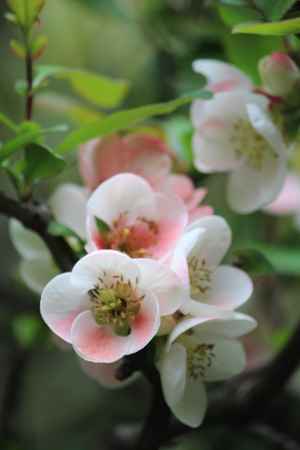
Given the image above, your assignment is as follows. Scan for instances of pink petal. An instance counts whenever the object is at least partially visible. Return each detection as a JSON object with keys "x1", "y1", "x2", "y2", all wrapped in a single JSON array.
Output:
[
  {"x1": 264, "y1": 174, "x2": 300, "y2": 216},
  {"x1": 71, "y1": 311, "x2": 130, "y2": 363},
  {"x1": 127, "y1": 293, "x2": 160, "y2": 354},
  {"x1": 79, "y1": 134, "x2": 172, "y2": 191},
  {"x1": 79, "y1": 358, "x2": 127, "y2": 388}
]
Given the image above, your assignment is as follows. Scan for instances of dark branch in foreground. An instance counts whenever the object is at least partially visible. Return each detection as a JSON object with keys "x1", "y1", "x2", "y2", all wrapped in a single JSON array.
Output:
[{"x1": 0, "y1": 191, "x2": 76, "y2": 272}]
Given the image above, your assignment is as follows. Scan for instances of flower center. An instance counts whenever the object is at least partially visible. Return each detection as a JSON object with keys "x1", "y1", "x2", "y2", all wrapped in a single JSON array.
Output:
[
  {"x1": 88, "y1": 275, "x2": 143, "y2": 336},
  {"x1": 104, "y1": 214, "x2": 159, "y2": 258},
  {"x1": 230, "y1": 119, "x2": 275, "y2": 170},
  {"x1": 188, "y1": 256, "x2": 211, "y2": 299},
  {"x1": 187, "y1": 343, "x2": 216, "y2": 380}
]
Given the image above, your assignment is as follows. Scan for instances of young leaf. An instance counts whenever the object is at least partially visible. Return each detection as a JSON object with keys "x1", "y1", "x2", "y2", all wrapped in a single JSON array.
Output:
[
  {"x1": 10, "y1": 39, "x2": 26, "y2": 59},
  {"x1": 12, "y1": 314, "x2": 43, "y2": 348},
  {"x1": 95, "y1": 217, "x2": 110, "y2": 234},
  {"x1": 31, "y1": 34, "x2": 48, "y2": 60},
  {"x1": 24, "y1": 143, "x2": 65, "y2": 184},
  {"x1": 56, "y1": 91, "x2": 212, "y2": 154},
  {"x1": 34, "y1": 65, "x2": 129, "y2": 108},
  {"x1": 7, "y1": 0, "x2": 45, "y2": 29},
  {"x1": 48, "y1": 221, "x2": 83, "y2": 241},
  {"x1": 233, "y1": 17, "x2": 300, "y2": 36},
  {"x1": 0, "y1": 124, "x2": 42, "y2": 162}
]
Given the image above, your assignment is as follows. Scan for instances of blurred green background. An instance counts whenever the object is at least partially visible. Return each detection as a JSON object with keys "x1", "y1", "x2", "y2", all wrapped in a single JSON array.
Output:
[{"x1": 1, "y1": 1, "x2": 300, "y2": 449}]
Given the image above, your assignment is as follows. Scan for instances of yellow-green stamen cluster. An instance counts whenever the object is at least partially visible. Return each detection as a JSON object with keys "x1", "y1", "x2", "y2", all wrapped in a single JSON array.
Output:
[
  {"x1": 89, "y1": 276, "x2": 143, "y2": 336},
  {"x1": 188, "y1": 256, "x2": 211, "y2": 298},
  {"x1": 187, "y1": 343, "x2": 215, "y2": 380},
  {"x1": 230, "y1": 118, "x2": 276, "y2": 170}
]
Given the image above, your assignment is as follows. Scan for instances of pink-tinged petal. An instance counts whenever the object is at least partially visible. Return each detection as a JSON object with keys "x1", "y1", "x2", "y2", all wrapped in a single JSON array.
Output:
[
  {"x1": 195, "y1": 312, "x2": 257, "y2": 340},
  {"x1": 150, "y1": 193, "x2": 188, "y2": 258},
  {"x1": 188, "y1": 206, "x2": 214, "y2": 223},
  {"x1": 40, "y1": 273, "x2": 89, "y2": 343},
  {"x1": 162, "y1": 175, "x2": 194, "y2": 202},
  {"x1": 126, "y1": 292, "x2": 160, "y2": 354},
  {"x1": 78, "y1": 358, "x2": 138, "y2": 389},
  {"x1": 71, "y1": 250, "x2": 140, "y2": 292},
  {"x1": 79, "y1": 134, "x2": 172, "y2": 191},
  {"x1": 186, "y1": 188, "x2": 207, "y2": 211},
  {"x1": 208, "y1": 265, "x2": 253, "y2": 310},
  {"x1": 136, "y1": 259, "x2": 188, "y2": 315},
  {"x1": 71, "y1": 311, "x2": 130, "y2": 363},
  {"x1": 265, "y1": 174, "x2": 300, "y2": 216},
  {"x1": 192, "y1": 59, "x2": 253, "y2": 92},
  {"x1": 87, "y1": 173, "x2": 154, "y2": 228}
]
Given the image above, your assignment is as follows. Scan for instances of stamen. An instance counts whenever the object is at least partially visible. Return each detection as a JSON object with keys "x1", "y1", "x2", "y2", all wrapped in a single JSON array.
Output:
[
  {"x1": 230, "y1": 118, "x2": 276, "y2": 170},
  {"x1": 187, "y1": 343, "x2": 216, "y2": 380},
  {"x1": 88, "y1": 274, "x2": 142, "y2": 336},
  {"x1": 188, "y1": 256, "x2": 211, "y2": 298}
]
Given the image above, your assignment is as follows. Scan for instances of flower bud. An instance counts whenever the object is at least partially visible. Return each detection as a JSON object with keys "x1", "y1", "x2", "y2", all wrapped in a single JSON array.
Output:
[{"x1": 259, "y1": 52, "x2": 300, "y2": 97}]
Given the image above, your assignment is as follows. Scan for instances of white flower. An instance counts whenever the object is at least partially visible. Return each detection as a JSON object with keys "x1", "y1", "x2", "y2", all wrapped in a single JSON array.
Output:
[
  {"x1": 159, "y1": 312, "x2": 257, "y2": 427},
  {"x1": 40, "y1": 250, "x2": 188, "y2": 363},
  {"x1": 10, "y1": 184, "x2": 88, "y2": 294},
  {"x1": 170, "y1": 216, "x2": 253, "y2": 317},
  {"x1": 192, "y1": 90, "x2": 287, "y2": 213}
]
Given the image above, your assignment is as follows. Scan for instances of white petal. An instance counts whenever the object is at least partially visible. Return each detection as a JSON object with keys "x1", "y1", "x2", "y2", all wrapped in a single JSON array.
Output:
[
  {"x1": 87, "y1": 173, "x2": 153, "y2": 227},
  {"x1": 180, "y1": 298, "x2": 232, "y2": 318},
  {"x1": 9, "y1": 219, "x2": 49, "y2": 260},
  {"x1": 227, "y1": 154, "x2": 287, "y2": 213},
  {"x1": 167, "y1": 314, "x2": 229, "y2": 350},
  {"x1": 265, "y1": 174, "x2": 300, "y2": 215},
  {"x1": 40, "y1": 273, "x2": 89, "y2": 342},
  {"x1": 71, "y1": 250, "x2": 140, "y2": 291},
  {"x1": 187, "y1": 216, "x2": 232, "y2": 268},
  {"x1": 203, "y1": 338, "x2": 246, "y2": 382},
  {"x1": 20, "y1": 258, "x2": 58, "y2": 294},
  {"x1": 49, "y1": 183, "x2": 88, "y2": 240},
  {"x1": 208, "y1": 265, "x2": 253, "y2": 310},
  {"x1": 126, "y1": 292, "x2": 160, "y2": 354},
  {"x1": 247, "y1": 103, "x2": 286, "y2": 157},
  {"x1": 135, "y1": 258, "x2": 188, "y2": 316},
  {"x1": 195, "y1": 312, "x2": 257, "y2": 340},
  {"x1": 160, "y1": 343, "x2": 187, "y2": 408},
  {"x1": 171, "y1": 377, "x2": 207, "y2": 428},
  {"x1": 192, "y1": 59, "x2": 252, "y2": 91}
]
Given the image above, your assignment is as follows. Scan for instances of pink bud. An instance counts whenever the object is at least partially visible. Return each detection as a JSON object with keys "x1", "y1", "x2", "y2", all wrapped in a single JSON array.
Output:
[{"x1": 259, "y1": 52, "x2": 300, "y2": 97}]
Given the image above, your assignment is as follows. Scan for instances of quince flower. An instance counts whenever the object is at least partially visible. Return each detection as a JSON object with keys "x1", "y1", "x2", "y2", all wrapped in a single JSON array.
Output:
[
  {"x1": 171, "y1": 216, "x2": 253, "y2": 316},
  {"x1": 86, "y1": 173, "x2": 188, "y2": 258},
  {"x1": 79, "y1": 133, "x2": 172, "y2": 191},
  {"x1": 40, "y1": 250, "x2": 187, "y2": 363},
  {"x1": 159, "y1": 312, "x2": 257, "y2": 427},
  {"x1": 79, "y1": 358, "x2": 138, "y2": 389},
  {"x1": 10, "y1": 184, "x2": 88, "y2": 294},
  {"x1": 192, "y1": 90, "x2": 287, "y2": 213}
]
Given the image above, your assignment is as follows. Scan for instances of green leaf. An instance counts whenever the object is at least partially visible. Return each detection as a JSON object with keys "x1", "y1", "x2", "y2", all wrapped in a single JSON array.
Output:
[
  {"x1": 12, "y1": 314, "x2": 42, "y2": 348},
  {"x1": 34, "y1": 65, "x2": 129, "y2": 108},
  {"x1": 7, "y1": 0, "x2": 45, "y2": 28},
  {"x1": 233, "y1": 17, "x2": 300, "y2": 36},
  {"x1": 244, "y1": 242, "x2": 300, "y2": 275},
  {"x1": 56, "y1": 91, "x2": 212, "y2": 155},
  {"x1": 253, "y1": 0, "x2": 297, "y2": 21},
  {"x1": 219, "y1": 4, "x2": 262, "y2": 27},
  {"x1": 24, "y1": 143, "x2": 65, "y2": 184},
  {"x1": 48, "y1": 221, "x2": 82, "y2": 240},
  {"x1": 30, "y1": 34, "x2": 48, "y2": 59},
  {"x1": 0, "y1": 123, "x2": 68, "y2": 163},
  {"x1": 0, "y1": 112, "x2": 18, "y2": 132},
  {"x1": 220, "y1": 0, "x2": 250, "y2": 6},
  {"x1": 232, "y1": 248, "x2": 274, "y2": 276},
  {"x1": 95, "y1": 217, "x2": 110, "y2": 234},
  {"x1": 10, "y1": 39, "x2": 26, "y2": 59}
]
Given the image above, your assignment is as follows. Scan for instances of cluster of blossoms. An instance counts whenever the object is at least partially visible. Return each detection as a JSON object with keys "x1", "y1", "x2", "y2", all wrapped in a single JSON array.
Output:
[{"x1": 11, "y1": 51, "x2": 300, "y2": 427}]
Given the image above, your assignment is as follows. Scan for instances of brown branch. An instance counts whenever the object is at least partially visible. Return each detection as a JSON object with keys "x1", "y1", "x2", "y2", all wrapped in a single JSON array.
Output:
[{"x1": 0, "y1": 191, "x2": 77, "y2": 272}]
